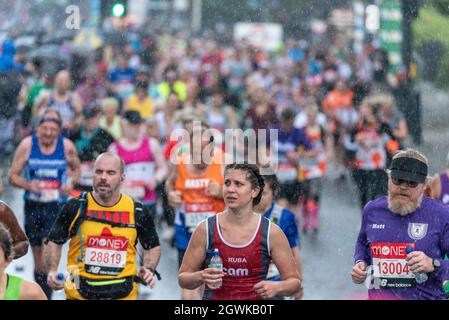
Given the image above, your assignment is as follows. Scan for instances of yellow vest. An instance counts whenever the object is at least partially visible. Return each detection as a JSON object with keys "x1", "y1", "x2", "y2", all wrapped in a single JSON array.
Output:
[{"x1": 65, "y1": 193, "x2": 138, "y2": 300}]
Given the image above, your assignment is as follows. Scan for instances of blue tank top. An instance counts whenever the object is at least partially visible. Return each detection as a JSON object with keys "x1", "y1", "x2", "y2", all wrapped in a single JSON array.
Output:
[
  {"x1": 48, "y1": 94, "x2": 74, "y2": 126},
  {"x1": 439, "y1": 173, "x2": 449, "y2": 206},
  {"x1": 24, "y1": 134, "x2": 67, "y2": 203}
]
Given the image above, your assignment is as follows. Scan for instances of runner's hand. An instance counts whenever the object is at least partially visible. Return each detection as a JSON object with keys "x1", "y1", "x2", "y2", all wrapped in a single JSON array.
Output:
[
  {"x1": 168, "y1": 190, "x2": 182, "y2": 208},
  {"x1": 406, "y1": 251, "x2": 434, "y2": 273},
  {"x1": 351, "y1": 261, "x2": 368, "y2": 284},
  {"x1": 254, "y1": 280, "x2": 280, "y2": 299},
  {"x1": 47, "y1": 271, "x2": 64, "y2": 290},
  {"x1": 138, "y1": 266, "x2": 157, "y2": 289},
  {"x1": 201, "y1": 267, "x2": 225, "y2": 289},
  {"x1": 294, "y1": 286, "x2": 304, "y2": 300},
  {"x1": 205, "y1": 180, "x2": 221, "y2": 198},
  {"x1": 60, "y1": 183, "x2": 73, "y2": 196},
  {"x1": 28, "y1": 180, "x2": 41, "y2": 193}
]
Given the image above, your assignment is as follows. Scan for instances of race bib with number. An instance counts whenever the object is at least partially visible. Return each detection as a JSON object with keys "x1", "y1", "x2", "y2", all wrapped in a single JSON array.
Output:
[
  {"x1": 184, "y1": 202, "x2": 215, "y2": 232},
  {"x1": 85, "y1": 234, "x2": 129, "y2": 276},
  {"x1": 29, "y1": 180, "x2": 60, "y2": 203},
  {"x1": 79, "y1": 162, "x2": 94, "y2": 186},
  {"x1": 370, "y1": 242, "x2": 416, "y2": 288},
  {"x1": 276, "y1": 163, "x2": 298, "y2": 183}
]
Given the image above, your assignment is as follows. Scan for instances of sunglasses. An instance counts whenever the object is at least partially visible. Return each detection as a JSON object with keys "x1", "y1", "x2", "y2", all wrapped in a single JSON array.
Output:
[{"x1": 391, "y1": 178, "x2": 419, "y2": 188}]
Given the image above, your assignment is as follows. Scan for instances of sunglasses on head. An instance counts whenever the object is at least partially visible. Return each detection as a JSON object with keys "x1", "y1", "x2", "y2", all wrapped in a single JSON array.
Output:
[{"x1": 391, "y1": 178, "x2": 419, "y2": 188}]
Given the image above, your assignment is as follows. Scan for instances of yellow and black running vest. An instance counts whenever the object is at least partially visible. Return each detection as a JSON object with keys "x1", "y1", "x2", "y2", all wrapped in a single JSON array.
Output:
[{"x1": 65, "y1": 192, "x2": 140, "y2": 300}]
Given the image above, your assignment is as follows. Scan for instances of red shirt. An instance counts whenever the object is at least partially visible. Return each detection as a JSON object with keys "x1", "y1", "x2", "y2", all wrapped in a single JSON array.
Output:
[{"x1": 203, "y1": 214, "x2": 271, "y2": 300}]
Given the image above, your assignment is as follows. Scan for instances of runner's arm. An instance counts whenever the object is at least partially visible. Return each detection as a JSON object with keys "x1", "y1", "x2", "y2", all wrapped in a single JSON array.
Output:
[
  {"x1": 165, "y1": 163, "x2": 178, "y2": 194},
  {"x1": 267, "y1": 223, "x2": 301, "y2": 296},
  {"x1": 0, "y1": 201, "x2": 29, "y2": 259},
  {"x1": 354, "y1": 207, "x2": 371, "y2": 265},
  {"x1": 71, "y1": 92, "x2": 84, "y2": 129},
  {"x1": 432, "y1": 212, "x2": 449, "y2": 282},
  {"x1": 8, "y1": 137, "x2": 33, "y2": 191},
  {"x1": 429, "y1": 174, "x2": 441, "y2": 200},
  {"x1": 178, "y1": 221, "x2": 209, "y2": 289},
  {"x1": 64, "y1": 138, "x2": 81, "y2": 187},
  {"x1": 136, "y1": 204, "x2": 161, "y2": 270},
  {"x1": 20, "y1": 280, "x2": 47, "y2": 300},
  {"x1": 150, "y1": 138, "x2": 168, "y2": 184},
  {"x1": 45, "y1": 199, "x2": 79, "y2": 272}
]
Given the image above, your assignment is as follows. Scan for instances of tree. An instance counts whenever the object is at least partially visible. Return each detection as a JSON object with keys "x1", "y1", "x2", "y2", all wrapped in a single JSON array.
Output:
[{"x1": 429, "y1": 0, "x2": 449, "y2": 15}]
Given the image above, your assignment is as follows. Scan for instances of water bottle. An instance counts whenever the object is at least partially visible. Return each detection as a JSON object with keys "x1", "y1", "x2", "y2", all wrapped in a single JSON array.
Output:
[
  {"x1": 208, "y1": 249, "x2": 223, "y2": 289},
  {"x1": 406, "y1": 246, "x2": 428, "y2": 284},
  {"x1": 55, "y1": 272, "x2": 66, "y2": 293}
]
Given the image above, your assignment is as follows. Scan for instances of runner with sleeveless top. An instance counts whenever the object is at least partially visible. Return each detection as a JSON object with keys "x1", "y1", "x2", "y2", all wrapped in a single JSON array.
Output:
[
  {"x1": 8, "y1": 109, "x2": 80, "y2": 299},
  {"x1": 178, "y1": 163, "x2": 301, "y2": 300},
  {"x1": 0, "y1": 223, "x2": 46, "y2": 300}
]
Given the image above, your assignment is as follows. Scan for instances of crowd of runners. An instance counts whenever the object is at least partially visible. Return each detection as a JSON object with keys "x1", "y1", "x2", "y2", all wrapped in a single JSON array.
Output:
[{"x1": 0, "y1": 19, "x2": 448, "y2": 300}]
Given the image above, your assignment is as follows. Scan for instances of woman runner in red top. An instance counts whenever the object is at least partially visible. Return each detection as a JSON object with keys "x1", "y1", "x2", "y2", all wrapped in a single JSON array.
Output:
[{"x1": 178, "y1": 163, "x2": 301, "y2": 300}]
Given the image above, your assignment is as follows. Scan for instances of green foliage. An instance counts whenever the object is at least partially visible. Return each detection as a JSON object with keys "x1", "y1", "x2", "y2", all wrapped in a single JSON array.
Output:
[
  {"x1": 429, "y1": 0, "x2": 449, "y2": 15},
  {"x1": 413, "y1": 5, "x2": 449, "y2": 88}
]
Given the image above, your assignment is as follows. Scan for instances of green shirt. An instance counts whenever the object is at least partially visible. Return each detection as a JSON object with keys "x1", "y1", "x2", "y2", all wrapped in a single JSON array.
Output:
[{"x1": 2, "y1": 274, "x2": 23, "y2": 300}]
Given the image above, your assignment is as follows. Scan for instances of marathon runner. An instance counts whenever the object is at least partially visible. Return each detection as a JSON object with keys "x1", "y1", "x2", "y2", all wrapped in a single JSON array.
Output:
[
  {"x1": 299, "y1": 101, "x2": 328, "y2": 233},
  {"x1": 69, "y1": 107, "x2": 114, "y2": 198},
  {"x1": 33, "y1": 70, "x2": 83, "y2": 137},
  {"x1": 429, "y1": 151, "x2": 449, "y2": 206},
  {"x1": 0, "y1": 223, "x2": 47, "y2": 300},
  {"x1": 254, "y1": 174, "x2": 303, "y2": 299},
  {"x1": 178, "y1": 163, "x2": 301, "y2": 300},
  {"x1": 352, "y1": 149, "x2": 449, "y2": 300},
  {"x1": 271, "y1": 108, "x2": 312, "y2": 215},
  {"x1": 109, "y1": 110, "x2": 168, "y2": 218},
  {"x1": 45, "y1": 152, "x2": 161, "y2": 300},
  {"x1": 166, "y1": 123, "x2": 225, "y2": 299},
  {"x1": 8, "y1": 109, "x2": 80, "y2": 299}
]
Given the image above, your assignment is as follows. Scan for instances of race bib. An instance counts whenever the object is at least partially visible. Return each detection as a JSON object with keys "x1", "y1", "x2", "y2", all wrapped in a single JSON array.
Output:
[
  {"x1": 85, "y1": 234, "x2": 129, "y2": 276},
  {"x1": 370, "y1": 242, "x2": 416, "y2": 288},
  {"x1": 121, "y1": 162, "x2": 155, "y2": 200},
  {"x1": 121, "y1": 180, "x2": 146, "y2": 200},
  {"x1": 276, "y1": 163, "x2": 298, "y2": 183},
  {"x1": 29, "y1": 180, "x2": 60, "y2": 203},
  {"x1": 184, "y1": 202, "x2": 215, "y2": 232},
  {"x1": 79, "y1": 162, "x2": 94, "y2": 186}
]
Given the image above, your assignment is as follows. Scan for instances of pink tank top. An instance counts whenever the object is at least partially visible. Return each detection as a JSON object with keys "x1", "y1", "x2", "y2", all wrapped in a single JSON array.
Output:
[{"x1": 115, "y1": 137, "x2": 156, "y2": 203}]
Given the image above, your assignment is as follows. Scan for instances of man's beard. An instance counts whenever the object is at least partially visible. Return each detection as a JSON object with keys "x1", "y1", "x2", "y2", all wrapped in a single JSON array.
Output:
[
  {"x1": 94, "y1": 183, "x2": 116, "y2": 200},
  {"x1": 388, "y1": 192, "x2": 423, "y2": 216}
]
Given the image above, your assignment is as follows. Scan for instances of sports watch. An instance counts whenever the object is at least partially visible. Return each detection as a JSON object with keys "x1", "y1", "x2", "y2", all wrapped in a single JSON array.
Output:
[{"x1": 432, "y1": 258, "x2": 441, "y2": 271}]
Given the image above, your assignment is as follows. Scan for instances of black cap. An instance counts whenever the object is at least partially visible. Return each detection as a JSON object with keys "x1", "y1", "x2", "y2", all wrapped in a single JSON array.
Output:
[
  {"x1": 390, "y1": 157, "x2": 428, "y2": 183},
  {"x1": 83, "y1": 106, "x2": 100, "y2": 119},
  {"x1": 123, "y1": 110, "x2": 143, "y2": 124}
]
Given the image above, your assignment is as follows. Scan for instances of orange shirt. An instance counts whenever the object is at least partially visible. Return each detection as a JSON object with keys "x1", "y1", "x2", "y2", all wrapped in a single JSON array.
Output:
[
  {"x1": 175, "y1": 149, "x2": 225, "y2": 230},
  {"x1": 322, "y1": 89, "x2": 354, "y2": 113}
]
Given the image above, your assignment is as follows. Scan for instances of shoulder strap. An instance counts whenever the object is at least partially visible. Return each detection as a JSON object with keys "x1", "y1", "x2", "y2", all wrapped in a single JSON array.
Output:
[
  {"x1": 68, "y1": 192, "x2": 88, "y2": 238},
  {"x1": 134, "y1": 200, "x2": 143, "y2": 216},
  {"x1": 4, "y1": 274, "x2": 23, "y2": 300}
]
